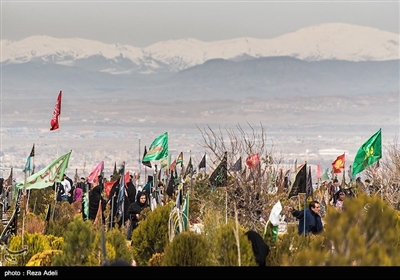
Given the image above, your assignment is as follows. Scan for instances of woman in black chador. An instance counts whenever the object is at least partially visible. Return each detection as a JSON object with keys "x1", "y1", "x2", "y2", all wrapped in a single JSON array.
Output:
[
  {"x1": 126, "y1": 191, "x2": 149, "y2": 241},
  {"x1": 88, "y1": 175, "x2": 106, "y2": 223}
]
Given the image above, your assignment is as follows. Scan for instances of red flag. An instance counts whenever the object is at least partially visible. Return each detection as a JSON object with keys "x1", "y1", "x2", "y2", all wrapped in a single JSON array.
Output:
[
  {"x1": 88, "y1": 161, "x2": 104, "y2": 184},
  {"x1": 170, "y1": 159, "x2": 177, "y2": 172},
  {"x1": 332, "y1": 154, "x2": 345, "y2": 174},
  {"x1": 50, "y1": 91, "x2": 62, "y2": 131},
  {"x1": 317, "y1": 163, "x2": 321, "y2": 179},
  {"x1": 124, "y1": 171, "x2": 130, "y2": 187},
  {"x1": 245, "y1": 153, "x2": 260, "y2": 170},
  {"x1": 104, "y1": 180, "x2": 117, "y2": 198}
]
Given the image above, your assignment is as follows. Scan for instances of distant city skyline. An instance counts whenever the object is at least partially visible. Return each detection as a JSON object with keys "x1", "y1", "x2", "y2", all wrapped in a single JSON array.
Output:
[{"x1": 1, "y1": 1, "x2": 399, "y2": 47}]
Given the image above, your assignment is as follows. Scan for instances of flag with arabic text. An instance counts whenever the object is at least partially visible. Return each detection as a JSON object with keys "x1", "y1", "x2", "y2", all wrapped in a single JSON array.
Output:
[
  {"x1": 16, "y1": 151, "x2": 71, "y2": 190},
  {"x1": 352, "y1": 128, "x2": 382, "y2": 177},
  {"x1": 142, "y1": 132, "x2": 168, "y2": 161}
]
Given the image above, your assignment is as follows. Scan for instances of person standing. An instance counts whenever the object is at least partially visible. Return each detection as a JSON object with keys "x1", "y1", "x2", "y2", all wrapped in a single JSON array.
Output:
[
  {"x1": 126, "y1": 191, "x2": 149, "y2": 241},
  {"x1": 60, "y1": 174, "x2": 72, "y2": 202},
  {"x1": 88, "y1": 175, "x2": 106, "y2": 223},
  {"x1": 285, "y1": 200, "x2": 323, "y2": 236},
  {"x1": 329, "y1": 178, "x2": 342, "y2": 205},
  {"x1": 65, "y1": 174, "x2": 75, "y2": 204},
  {"x1": 334, "y1": 190, "x2": 346, "y2": 212}
]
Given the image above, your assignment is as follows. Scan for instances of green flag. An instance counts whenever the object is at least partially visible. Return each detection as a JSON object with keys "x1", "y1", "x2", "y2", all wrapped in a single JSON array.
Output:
[
  {"x1": 142, "y1": 132, "x2": 168, "y2": 161},
  {"x1": 182, "y1": 191, "x2": 189, "y2": 231},
  {"x1": 352, "y1": 128, "x2": 382, "y2": 177},
  {"x1": 16, "y1": 150, "x2": 72, "y2": 190},
  {"x1": 321, "y1": 168, "x2": 330, "y2": 181}
]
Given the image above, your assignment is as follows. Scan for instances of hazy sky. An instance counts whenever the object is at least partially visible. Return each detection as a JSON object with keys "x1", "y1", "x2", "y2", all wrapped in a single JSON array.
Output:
[{"x1": 1, "y1": 1, "x2": 399, "y2": 47}]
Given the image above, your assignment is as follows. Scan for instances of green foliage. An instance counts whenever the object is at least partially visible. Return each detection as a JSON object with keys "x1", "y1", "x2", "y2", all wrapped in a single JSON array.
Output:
[
  {"x1": 269, "y1": 224, "x2": 313, "y2": 266},
  {"x1": 27, "y1": 188, "x2": 54, "y2": 216},
  {"x1": 131, "y1": 204, "x2": 171, "y2": 266},
  {"x1": 45, "y1": 234, "x2": 64, "y2": 250},
  {"x1": 149, "y1": 252, "x2": 164, "y2": 266},
  {"x1": 105, "y1": 227, "x2": 133, "y2": 264},
  {"x1": 45, "y1": 216, "x2": 73, "y2": 237},
  {"x1": 51, "y1": 215, "x2": 99, "y2": 266},
  {"x1": 7, "y1": 232, "x2": 51, "y2": 266},
  {"x1": 26, "y1": 250, "x2": 62, "y2": 266},
  {"x1": 163, "y1": 231, "x2": 211, "y2": 266},
  {"x1": 291, "y1": 195, "x2": 400, "y2": 266},
  {"x1": 209, "y1": 221, "x2": 257, "y2": 266},
  {"x1": 45, "y1": 204, "x2": 77, "y2": 237}
]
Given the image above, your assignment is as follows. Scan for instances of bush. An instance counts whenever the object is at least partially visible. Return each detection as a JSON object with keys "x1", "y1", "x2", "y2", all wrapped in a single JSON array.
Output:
[
  {"x1": 163, "y1": 231, "x2": 211, "y2": 266},
  {"x1": 131, "y1": 204, "x2": 170, "y2": 266}
]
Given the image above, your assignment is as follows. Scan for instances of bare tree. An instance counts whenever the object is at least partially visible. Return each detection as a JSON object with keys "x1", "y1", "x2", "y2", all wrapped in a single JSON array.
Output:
[
  {"x1": 196, "y1": 123, "x2": 288, "y2": 230},
  {"x1": 363, "y1": 136, "x2": 400, "y2": 209}
]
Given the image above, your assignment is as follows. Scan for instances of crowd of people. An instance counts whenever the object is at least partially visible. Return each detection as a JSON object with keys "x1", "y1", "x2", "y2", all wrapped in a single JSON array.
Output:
[{"x1": 52, "y1": 173, "x2": 154, "y2": 241}]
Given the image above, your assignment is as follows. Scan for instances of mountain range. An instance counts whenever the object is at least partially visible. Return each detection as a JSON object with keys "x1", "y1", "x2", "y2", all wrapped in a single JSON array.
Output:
[
  {"x1": 2, "y1": 23, "x2": 399, "y2": 73},
  {"x1": 2, "y1": 23, "x2": 399, "y2": 102},
  {"x1": 1, "y1": 22, "x2": 399, "y2": 175}
]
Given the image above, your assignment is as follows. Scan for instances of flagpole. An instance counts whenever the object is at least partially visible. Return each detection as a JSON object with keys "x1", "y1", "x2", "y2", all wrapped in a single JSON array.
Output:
[
  {"x1": 189, "y1": 150, "x2": 193, "y2": 193},
  {"x1": 21, "y1": 170, "x2": 28, "y2": 246},
  {"x1": 303, "y1": 162, "x2": 307, "y2": 236},
  {"x1": 138, "y1": 138, "x2": 141, "y2": 185},
  {"x1": 52, "y1": 183, "x2": 58, "y2": 221},
  {"x1": 226, "y1": 152, "x2": 228, "y2": 224},
  {"x1": 57, "y1": 115, "x2": 60, "y2": 158},
  {"x1": 225, "y1": 186, "x2": 228, "y2": 225}
]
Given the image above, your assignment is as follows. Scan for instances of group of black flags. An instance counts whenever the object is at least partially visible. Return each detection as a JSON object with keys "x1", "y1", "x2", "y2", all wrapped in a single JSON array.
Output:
[{"x1": 0, "y1": 90, "x2": 383, "y2": 249}]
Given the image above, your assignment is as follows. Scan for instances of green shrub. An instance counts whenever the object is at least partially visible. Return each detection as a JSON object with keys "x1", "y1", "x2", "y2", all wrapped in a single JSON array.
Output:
[
  {"x1": 131, "y1": 204, "x2": 171, "y2": 266},
  {"x1": 163, "y1": 231, "x2": 211, "y2": 266}
]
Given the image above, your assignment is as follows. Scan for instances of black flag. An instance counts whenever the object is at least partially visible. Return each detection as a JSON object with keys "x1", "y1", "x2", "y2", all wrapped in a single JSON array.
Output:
[
  {"x1": 142, "y1": 146, "x2": 152, "y2": 168},
  {"x1": 306, "y1": 165, "x2": 313, "y2": 199},
  {"x1": 29, "y1": 144, "x2": 35, "y2": 157},
  {"x1": 184, "y1": 157, "x2": 193, "y2": 178},
  {"x1": 288, "y1": 163, "x2": 307, "y2": 199},
  {"x1": 231, "y1": 157, "x2": 242, "y2": 171},
  {"x1": 166, "y1": 172, "x2": 175, "y2": 197},
  {"x1": 198, "y1": 154, "x2": 206, "y2": 170},
  {"x1": 209, "y1": 152, "x2": 227, "y2": 187}
]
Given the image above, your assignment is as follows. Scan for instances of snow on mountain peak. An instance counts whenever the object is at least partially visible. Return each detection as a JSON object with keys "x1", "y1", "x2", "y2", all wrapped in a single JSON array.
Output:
[{"x1": 1, "y1": 23, "x2": 399, "y2": 74}]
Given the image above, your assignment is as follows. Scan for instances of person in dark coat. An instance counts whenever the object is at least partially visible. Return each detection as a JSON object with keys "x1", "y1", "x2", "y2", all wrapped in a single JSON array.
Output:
[
  {"x1": 126, "y1": 175, "x2": 137, "y2": 206},
  {"x1": 126, "y1": 191, "x2": 149, "y2": 240},
  {"x1": 245, "y1": 230, "x2": 270, "y2": 266},
  {"x1": 285, "y1": 200, "x2": 323, "y2": 235},
  {"x1": 0, "y1": 178, "x2": 4, "y2": 197},
  {"x1": 108, "y1": 179, "x2": 120, "y2": 229},
  {"x1": 108, "y1": 175, "x2": 136, "y2": 229},
  {"x1": 88, "y1": 176, "x2": 106, "y2": 223}
]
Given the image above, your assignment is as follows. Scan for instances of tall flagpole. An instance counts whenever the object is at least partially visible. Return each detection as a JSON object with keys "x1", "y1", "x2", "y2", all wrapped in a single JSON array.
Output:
[
  {"x1": 189, "y1": 150, "x2": 193, "y2": 193},
  {"x1": 303, "y1": 161, "x2": 307, "y2": 236},
  {"x1": 138, "y1": 138, "x2": 141, "y2": 186},
  {"x1": 57, "y1": 115, "x2": 60, "y2": 158}
]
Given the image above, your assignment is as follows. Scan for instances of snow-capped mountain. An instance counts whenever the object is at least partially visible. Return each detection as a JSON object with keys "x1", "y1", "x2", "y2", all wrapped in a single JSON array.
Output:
[{"x1": 2, "y1": 23, "x2": 399, "y2": 75}]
